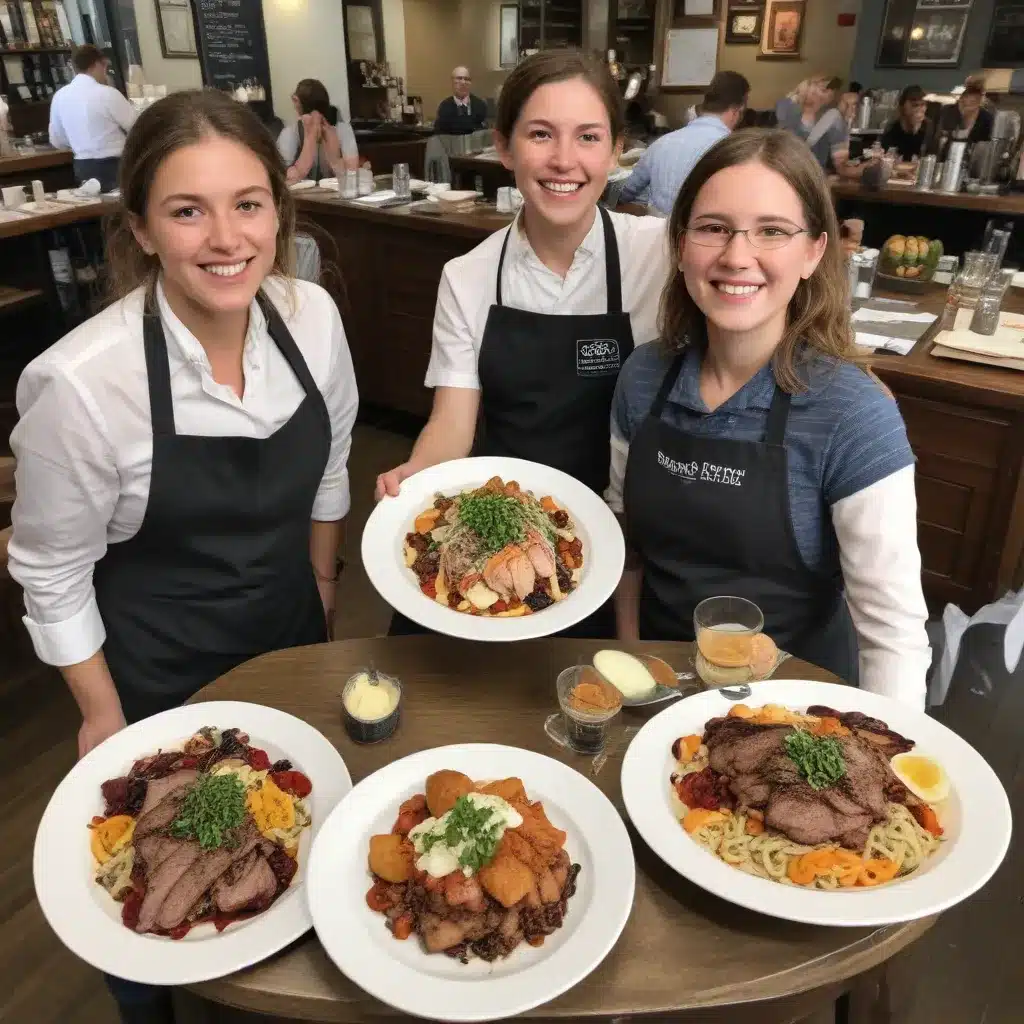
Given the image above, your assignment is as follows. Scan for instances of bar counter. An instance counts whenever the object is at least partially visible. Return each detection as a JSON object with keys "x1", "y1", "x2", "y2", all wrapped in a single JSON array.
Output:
[
  {"x1": 1, "y1": 190, "x2": 1021, "y2": 612},
  {"x1": 296, "y1": 192, "x2": 1024, "y2": 614},
  {"x1": 0, "y1": 147, "x2": 75, "y2": 192}
]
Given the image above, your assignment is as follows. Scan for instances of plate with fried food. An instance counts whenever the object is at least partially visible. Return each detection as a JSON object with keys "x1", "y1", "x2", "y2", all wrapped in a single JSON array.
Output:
[{"x1": 307, "y1": 744, "x2": 635, "y2": 1021}]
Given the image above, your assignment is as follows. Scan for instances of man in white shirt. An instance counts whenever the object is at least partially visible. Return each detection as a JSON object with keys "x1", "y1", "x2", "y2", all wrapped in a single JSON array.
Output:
[{"x1": 48, "y1": 44, "x2": 137, "y2": 192}]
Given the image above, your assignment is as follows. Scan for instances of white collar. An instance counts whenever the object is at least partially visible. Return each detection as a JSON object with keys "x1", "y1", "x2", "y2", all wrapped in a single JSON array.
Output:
[
  {"x1": 505, "y1": 207, "x2": 604, "y2": 272},
  {"x1": 453, "y1": 95, "x2": 470, "y2": 107},
  {"x1": 155, "y1": 278, "x2": 265, "y2": 373}
]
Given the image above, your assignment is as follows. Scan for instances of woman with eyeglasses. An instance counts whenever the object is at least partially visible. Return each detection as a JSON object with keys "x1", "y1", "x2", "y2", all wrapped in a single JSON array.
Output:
[{"x1": 607, "y1": 129, "x2": 930, "y2": 708}]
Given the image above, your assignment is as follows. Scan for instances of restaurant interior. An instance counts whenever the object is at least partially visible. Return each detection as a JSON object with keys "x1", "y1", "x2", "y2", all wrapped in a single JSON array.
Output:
[{"x1": 1, "y1": 0, "x2": 1023, "y2": 1021}]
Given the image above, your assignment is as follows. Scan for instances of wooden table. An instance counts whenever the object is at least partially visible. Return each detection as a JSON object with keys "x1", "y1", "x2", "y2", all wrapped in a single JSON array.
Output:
[{"x1": 185, "y1": 636, "x2": 933, "y2": 1023}]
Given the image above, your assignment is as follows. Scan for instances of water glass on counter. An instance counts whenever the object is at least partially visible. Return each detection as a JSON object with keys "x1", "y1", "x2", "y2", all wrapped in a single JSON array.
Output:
[
  {"x1": 847, "y1": 248, "x2": 879, "y2": 301},
  {"x1": 341, "y1": 169, "x2": 358, "y2": 199},
  {"x1": 392, "y1": 162, "x2": 410, "y2": 199}
]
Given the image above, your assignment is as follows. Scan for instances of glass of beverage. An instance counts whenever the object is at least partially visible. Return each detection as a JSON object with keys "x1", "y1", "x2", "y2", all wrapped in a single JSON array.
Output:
[
  {"x1": 555, "y1": 666, "x2": 621, "y2": 754},
  {"x1": 694, "y1": 596, "x2": 764, "y2": 688},
  {"x1": 392, "y1": 162, "x2": 410, "y2": 199}
]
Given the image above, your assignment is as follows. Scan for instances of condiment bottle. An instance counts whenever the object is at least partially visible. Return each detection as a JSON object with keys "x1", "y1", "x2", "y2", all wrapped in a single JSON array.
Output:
[
  {"x1": 342, "y1": 669, "x2": 402, "y2": 743},
  {"x1": 556, "y1": 666, "x2": 622, "y2": 754}
]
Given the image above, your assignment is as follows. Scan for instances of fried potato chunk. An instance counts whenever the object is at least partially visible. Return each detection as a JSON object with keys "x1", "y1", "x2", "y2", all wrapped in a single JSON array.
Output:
[
  {"x1": 425, "y1": 769, "x2": 474, "y2": 818},
  {"x1": 503, "y1": 800, "x2": 567, "y2": 871},
  {"x1": 475, "y1": 777, "x2": 528, "y2": 805},
  {"x1": 478, "y1": 850, "x2": 536, "y2": 908},
  {"x1": 368, "y1": 833, "x2": 415, "y2": 883}
]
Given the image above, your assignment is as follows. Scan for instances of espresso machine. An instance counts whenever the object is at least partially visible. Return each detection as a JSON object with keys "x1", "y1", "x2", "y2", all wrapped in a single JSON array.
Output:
[{"x1": 971, "y1": 109, "x2": 1022, "y2": 190}]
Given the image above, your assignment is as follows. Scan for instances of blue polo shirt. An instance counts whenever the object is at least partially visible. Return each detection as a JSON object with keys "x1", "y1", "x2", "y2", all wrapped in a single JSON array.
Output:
[{"x1": 610, "y1": 342, "x2": 915, "y2": 574}]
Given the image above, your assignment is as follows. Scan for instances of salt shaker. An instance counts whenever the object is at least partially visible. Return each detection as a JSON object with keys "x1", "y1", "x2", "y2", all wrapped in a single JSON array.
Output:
[{"x1": 969, "y1": 277, "x2": 1005, "y2": 336}]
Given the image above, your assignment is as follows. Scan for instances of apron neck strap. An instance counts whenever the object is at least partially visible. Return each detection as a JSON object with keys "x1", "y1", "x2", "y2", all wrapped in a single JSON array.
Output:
[
  {"x1": 142, "y1": 285, "x2": 177, "y2": 437},
  {"x1": 494, "y1": 205, "x2": 623, "y2": 313},
  {"x1": 764, "y1": 384, "x2": 792, "y2": 445},
  {"x1": 651, "y1": 351, "x2": 685, "y2": 418},
  {"x1": 254, "y1": 290, "x2": 322, "y2": 400}
]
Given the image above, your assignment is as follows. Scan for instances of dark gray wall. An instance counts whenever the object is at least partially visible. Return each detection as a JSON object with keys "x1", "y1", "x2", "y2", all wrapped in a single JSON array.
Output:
[{"x1": 849, "y1": 0, "x2": 997, "y2": 92}]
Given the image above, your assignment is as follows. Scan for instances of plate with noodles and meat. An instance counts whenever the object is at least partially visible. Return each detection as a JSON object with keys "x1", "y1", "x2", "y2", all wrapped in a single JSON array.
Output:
[
  {"x1": 307, "y1": 744, "x2": 635, "y2": 1022},
  {"x1": 361, "y1": 457, "x2": 625, "y2": 640},
  {"x1": 620, "y1": 680, "x2": 1011, "y2": 927},
  {"x1": 33, "y1": 701, "x2": 351, "y2": 985}
]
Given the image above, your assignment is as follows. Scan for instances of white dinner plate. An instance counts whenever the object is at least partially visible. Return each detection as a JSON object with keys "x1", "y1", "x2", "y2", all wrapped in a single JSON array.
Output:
[
  {"x1": 308, "y1": 743, "x2": 635, "y2": 1022},
  {"x1": 33, "y1": 701, "x2": 352, "y2": 985},
  {"x1": 361, "y1": 457, "x2": 625, "y2": 641},
  {"x1": 621, "y1": 680, "x2": 1012, "y2": 928}
]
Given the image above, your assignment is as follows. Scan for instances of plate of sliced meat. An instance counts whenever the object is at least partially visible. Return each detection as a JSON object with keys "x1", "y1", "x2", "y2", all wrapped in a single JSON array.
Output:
[
  {"x1": 620, "y1": 680, "x2": 1011, "y2": 927},
  {"x1": 362, "y1": 457, "x2": 625, "y2": 641},
  {"x1": 307, "y1": 743, "x2": 635, "y2": 1021},
  {"x1": 33, "y1": 701, "x2": 351, "y2": 985}
]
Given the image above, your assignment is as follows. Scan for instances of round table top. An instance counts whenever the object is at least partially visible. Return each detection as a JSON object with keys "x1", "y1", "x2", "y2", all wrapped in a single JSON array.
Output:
[{"x1": 187, "y1": 637, "x2": 932, "y2": 1022}]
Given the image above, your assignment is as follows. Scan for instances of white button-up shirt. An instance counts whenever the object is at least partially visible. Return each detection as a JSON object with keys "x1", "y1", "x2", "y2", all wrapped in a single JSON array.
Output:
[
  {"x1": 48, "y1": 73, "x2": 137, "y2": 160},
  {"x1": 8, "y1": 278, "x2": 358, "y2": 668},
  {"x1": 425, "y1": 209, "x2": 671, "y2": 390}
]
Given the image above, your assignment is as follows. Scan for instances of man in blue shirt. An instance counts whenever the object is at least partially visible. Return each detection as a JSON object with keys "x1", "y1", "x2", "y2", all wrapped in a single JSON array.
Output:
[{"x1": 619, "y1": 71, "x2": 749, "y2": 215}]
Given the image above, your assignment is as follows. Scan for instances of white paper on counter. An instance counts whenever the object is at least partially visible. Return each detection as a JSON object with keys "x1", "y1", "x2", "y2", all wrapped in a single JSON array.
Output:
[
  {"x1": 352, "y1": 190, "x2": 398, "y2": 204},
  {"x1": 931, "y1": 589, "x2": 1024, "y2": 705},
  {"x1": 854, "y1": 331, "x2": 916, "y2": 355},
  {"x1": 852, "y1": 307, "x2": 937, "y2": 325}
]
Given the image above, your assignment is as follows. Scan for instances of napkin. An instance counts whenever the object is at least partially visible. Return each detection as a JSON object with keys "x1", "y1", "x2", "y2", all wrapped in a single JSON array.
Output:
[
  {"x1": 77, "y1": 178, "x2": 102, "y2": 196},
  {"x1": 854, "y1": 332, "x2": 917, "y2": 355},
  {"x1": 352, "y1": 190, "x2": 398, "y2": 204},
  {"x1": 852, "y1": 308, "x2": 937, "y2": 325},
  {"x1": 288, "y1": 179, "x2": 316, "y2": 191},
  {"x1": 931, "y1": 590, "x2": 1024, "y2": 705}
]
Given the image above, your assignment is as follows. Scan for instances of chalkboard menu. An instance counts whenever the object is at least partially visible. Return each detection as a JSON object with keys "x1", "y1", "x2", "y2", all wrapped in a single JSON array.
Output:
[
  {"x1": 983, "y1": 0, "x2": 1024, "y2": 66},
  {"x1": 190, "y1": 0, "x2": 273, "y2": 109}
]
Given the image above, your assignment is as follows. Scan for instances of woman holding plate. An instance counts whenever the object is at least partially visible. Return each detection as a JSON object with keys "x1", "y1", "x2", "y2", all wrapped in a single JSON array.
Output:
[
  {"x1": 10, "y1": 88, "x2": 358, "y2": 1022},
  {"x1": 375, "y1": 49, "x2": 670, "y2": 637},
  {"x1": 607, "y1": 129, "x2": 930, "y2": 708}
]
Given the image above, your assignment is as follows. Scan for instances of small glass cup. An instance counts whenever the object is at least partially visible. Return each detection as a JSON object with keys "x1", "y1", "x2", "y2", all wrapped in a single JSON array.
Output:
[
  {"x1": 341, "y1": 669, "x2": 402, "y2": 744},
  {"x1": 556, "y1": 666, "x2": 622, "y2": 754},
  {"x1": 694, "y1": 596, "x2": 764, "y2": 685},
  {"x1": 392, "y1": 161, "x2": 411, "y2": 199}
]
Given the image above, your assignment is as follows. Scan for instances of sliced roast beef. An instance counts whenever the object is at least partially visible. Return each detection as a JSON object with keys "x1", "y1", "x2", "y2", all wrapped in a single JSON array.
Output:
[
  {"x1": 705, "y1": 719, "x2": 791, "y2": 777},
  {"x1": 135, "y1": 835, "x2": 181, "y2": 873},
  {"x1": 134, "y1": 792, "x2": 186, "y2": 839},
  {"x1": 156, "y1": 825, "x2": 262, "y2": 930},
  {"x1": 806, "y1": 706, "x2": 914, "y2": 756},
  {"x1": 138, "y1": 769, "x2": 198, "y2": 818},
  {"x1": 213, "y1": 851, "x2": 278, "y2": 914},
  {"x1": 136, "y1": 842, "x2": 202, "y2": 932},
  {"x1": 765, "y1": 784, "x2": 875, "y2": 849}
]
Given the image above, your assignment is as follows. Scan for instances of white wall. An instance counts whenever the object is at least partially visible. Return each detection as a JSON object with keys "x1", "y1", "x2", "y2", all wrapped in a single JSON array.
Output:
[
  {"x1": 381, "y1": 0, "x2": 407, "y2": 82},
  {"x1": 132, "y1": 0, "x2": 351, "y2": 122}
]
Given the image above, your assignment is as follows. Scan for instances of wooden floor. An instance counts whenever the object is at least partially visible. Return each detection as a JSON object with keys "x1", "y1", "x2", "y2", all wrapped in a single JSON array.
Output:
[{"x1": 1, "y1": 424, "x2": 1021, "y2": 1024}]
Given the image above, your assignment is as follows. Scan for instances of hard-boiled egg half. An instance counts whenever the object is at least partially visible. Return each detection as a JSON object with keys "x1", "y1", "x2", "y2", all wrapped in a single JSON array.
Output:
[{"x1": 890, "y1": 752, "x2": 950, "y2": 804}]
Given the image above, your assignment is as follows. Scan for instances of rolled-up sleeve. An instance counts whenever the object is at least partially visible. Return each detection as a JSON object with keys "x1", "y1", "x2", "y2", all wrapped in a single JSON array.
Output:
[
  {"x1": 424, "y1": 265, "x2": 482, "y2": 390},
  {"x1": 312, "y1": 302, "x2": 359, "y2": 521},
  {"x1": 8, "y1": 367, "x2": 118, "y2": 666}
]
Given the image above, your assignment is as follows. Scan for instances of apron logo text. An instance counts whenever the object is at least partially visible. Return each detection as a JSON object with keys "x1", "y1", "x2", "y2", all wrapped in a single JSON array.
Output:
[
  {"x1": 576, "y1": 338, "x2": 621, "y2": 378},
  {"x1": 657, "y1": 451, "x2": 745, "y2": 487}
]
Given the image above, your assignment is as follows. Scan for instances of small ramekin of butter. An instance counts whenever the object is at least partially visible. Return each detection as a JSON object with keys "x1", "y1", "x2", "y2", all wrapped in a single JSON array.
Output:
[
  {"x1": 587, "y1": 649, "x2": 690, "y2": 707},
  {"x1": 693, "y1": 596, "x2": 787, "y2": 688},
  {"x1": 342, "y1": 668, "x2": 402, "y2": 743}
]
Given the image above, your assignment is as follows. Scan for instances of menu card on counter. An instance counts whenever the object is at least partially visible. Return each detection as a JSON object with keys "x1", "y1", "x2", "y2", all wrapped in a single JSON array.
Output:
[{"x1": 190, "y1": 0, "x2": 273, "y2": 109}]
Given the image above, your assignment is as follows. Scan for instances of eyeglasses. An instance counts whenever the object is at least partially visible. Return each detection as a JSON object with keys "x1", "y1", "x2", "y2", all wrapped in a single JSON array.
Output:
[{"x1": 683, "y1": 224, "x2": 808, "y2": 250}]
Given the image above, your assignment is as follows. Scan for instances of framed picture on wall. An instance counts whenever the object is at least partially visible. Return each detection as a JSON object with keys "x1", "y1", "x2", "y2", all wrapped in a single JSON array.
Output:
[
  {"x1": 154, "y1": 0, "x2": 196, "y2": 59},
  {"x1": 982, "y1": 0, "x2": 1024, "y2": 67},
  {"x1": 725, "y1": 4, "x2": 764, "y2": 45},
  {"x1": 499, "y1": 3, "x2": 519, "y2": 68},
  {"x1": 905, "y1": 4, "x2": 972, "y2": 65},
  {"x1": 759, "y1": 0, "x2": 804, "y2": 59}
]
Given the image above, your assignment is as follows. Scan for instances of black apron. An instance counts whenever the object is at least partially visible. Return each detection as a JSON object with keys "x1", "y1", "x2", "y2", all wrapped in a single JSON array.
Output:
[
  {"x1": 92, "y1": 290, "x2": 331, "y2": 724},
  {"x1": 622, "y1": 353, "x2": 858, "y2": 683},
  {"x1": 388, "y1": 206, "x2": 635, "y2": 638}
]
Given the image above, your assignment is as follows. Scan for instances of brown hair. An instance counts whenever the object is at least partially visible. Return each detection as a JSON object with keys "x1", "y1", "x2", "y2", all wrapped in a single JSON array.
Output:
[
  {"x1": 702, "y1": 71, "x2": 750, "y2": 114},
  {"x1": 105, "y1": 88, "x2": 296, "y2": 302},
  {"x1": 495, "y1": 49, "x2": 624, "y2": 141},
  {"x1": 72, "y1": 44, "x2": 104, "y2": 73},
  {"x1": 660, "y1": 128, "x2": 860, "y2": 394},
  {"x1": 962, "y1": 80, "x2": 985, "y2": 99},
  {"x1": 293, "y1": 78, "x2": 339, "y2": 126}
]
